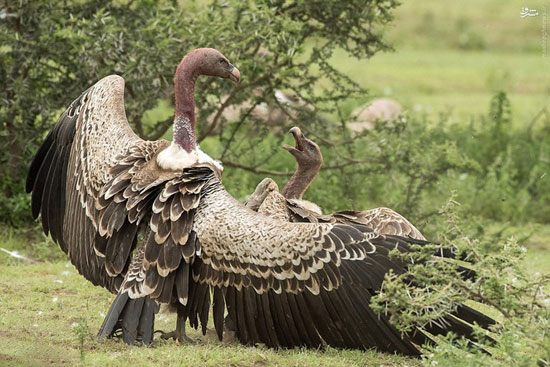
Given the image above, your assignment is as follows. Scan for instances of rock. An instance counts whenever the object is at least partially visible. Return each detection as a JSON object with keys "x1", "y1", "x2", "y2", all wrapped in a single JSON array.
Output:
[{"x1": 348, "y1": 98, "x2": 402, "y2": 132}]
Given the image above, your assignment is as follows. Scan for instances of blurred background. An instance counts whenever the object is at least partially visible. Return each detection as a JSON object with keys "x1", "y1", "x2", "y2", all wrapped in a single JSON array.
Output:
[{"x1": 337, "y1": 0, "x2": 549, "y2": 124}]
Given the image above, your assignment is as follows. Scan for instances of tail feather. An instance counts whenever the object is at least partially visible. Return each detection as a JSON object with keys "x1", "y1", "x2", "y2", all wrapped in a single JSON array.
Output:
[
  {"x1": 98, "y1": 292, "x2": 159, "y2": 345},
  {"x1": 98, "y1": 292, "x2": 129, "y2": 339},
  {"x1": 418, "y1": 306, "x2": 496, "y2": 352},
  {"x1": 138, "y1": 298, "x2": 158, "y2": 345},
  {"x1": 121, "y1": 297, "x2": 146, "y2": 344}
]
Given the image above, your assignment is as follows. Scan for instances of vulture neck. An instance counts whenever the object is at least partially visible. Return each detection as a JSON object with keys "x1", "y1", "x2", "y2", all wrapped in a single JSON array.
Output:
[
  {"x1": 173, "y1": 58, "x2": 200, "y2": 153},
  {"x1": 282, "y1": 163, "x2": 320, "y2": 200}
]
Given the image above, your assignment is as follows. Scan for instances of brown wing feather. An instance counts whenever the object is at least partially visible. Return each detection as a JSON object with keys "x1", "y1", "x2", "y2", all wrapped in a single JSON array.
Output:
[
  {"x1": 27, "y1": 76, "x2": 141, "y2": 292},
  {"x1": 26, "y1": 75, "x2": 197, "y2": 297},
  {"x1": 332, "y1": 207, "x2": 426, "y2": 240},
  {"x1": 187, "y1": 177, "x2": 493, "y2": 353},
  {"x1": 187, "y1": 180, "x2": 424, "y2": 353},
  {"x1": 284, "y1": 199, "x2": 425, "y2": 240}
]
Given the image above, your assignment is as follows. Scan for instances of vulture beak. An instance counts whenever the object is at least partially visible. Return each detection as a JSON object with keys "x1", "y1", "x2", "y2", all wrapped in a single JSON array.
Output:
[
  {"x1": 228, "y1": 64, "x2": 241, "y2": 83},
  {"x1": 282, "y1": 127, "x2": 305, "y2": 153}
]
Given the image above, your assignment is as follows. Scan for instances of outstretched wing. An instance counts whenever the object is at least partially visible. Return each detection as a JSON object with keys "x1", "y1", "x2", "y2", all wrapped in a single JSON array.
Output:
[
  {"x1": 177, "y1": 183, "x2": 422, "y2": 354},
  {"x1": 26, "y1": 75, "x2": 145, "y2": 292},
  {"x1": 331, "y1": 208, "x2": 426, "y2": 240},
  {"x1": 284, "y1": 199, "x2": 426, "y2": 240},
  {"x1": 181, "y1": 180, "x2": 492, "y2": 353}
]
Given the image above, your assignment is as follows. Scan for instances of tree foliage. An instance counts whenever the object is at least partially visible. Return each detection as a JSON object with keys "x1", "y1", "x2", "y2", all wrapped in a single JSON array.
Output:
[
  {"x1": 1, "y1": 1, "x2": 549, "y2": 230},
  {"x1": 0, "y1": 0, "x2": 396, "y2": 224}
]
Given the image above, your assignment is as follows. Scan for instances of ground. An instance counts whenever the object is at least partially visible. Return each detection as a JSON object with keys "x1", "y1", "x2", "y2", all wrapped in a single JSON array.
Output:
[
  {"x1": 0, "y1": 250, "x2": 418, "y2": 367},
  {"x1": 1, "y1": 223, "x2": 548, "y2": 366}
]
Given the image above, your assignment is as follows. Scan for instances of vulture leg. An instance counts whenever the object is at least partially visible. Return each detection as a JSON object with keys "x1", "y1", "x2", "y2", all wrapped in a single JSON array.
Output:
[{"x1": 156, "y1": 306, "x2": 197, "y2": 344}]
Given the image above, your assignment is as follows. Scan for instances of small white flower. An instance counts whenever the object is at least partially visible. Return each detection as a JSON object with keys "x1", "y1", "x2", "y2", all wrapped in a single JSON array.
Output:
[
  {"x1": 37, "y1": 311, "x2": 43, "y2": 316},
  {"x1": 33, "y1": 324, "x2": 38, "y2": 327},
  {"x1": 71, "y1": 322, "x2": 78, "y2": 327},
  {"x1": 61, "y1": 271, "x2": 70, "y2": 276},
  {"x1": 54, "y1": 279, "x2": 63, "y2": 284},
  {"x1": 99, "y1": 312, "x2": 105, "y2": 317},
  {"x1": 52, "y1": 296, "x2": 58, "y2": 303},
  {"x1": 521, "y1": 246, "x2": 527, "y2": 253}
]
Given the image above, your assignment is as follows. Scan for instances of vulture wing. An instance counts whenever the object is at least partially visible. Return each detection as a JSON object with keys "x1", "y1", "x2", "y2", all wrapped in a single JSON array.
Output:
[
  {"x1": 26, "y1": 75, "x2": 144, "y2": 292},
  {"x1": 190, "y1": 181, "x2": 426, "y2": 354},
  {"x1": 283, "y1": 198, "x2": 426, "y2": 240},
  {"x1": 26, "y1": 74, "x2": 213, "y2": 299},
  {"x1": 221, "y1": 183, "x2": 493, "y2": 352},
  {"x1": 330, "y1": 208, "x2": 426, "y2": 240}
]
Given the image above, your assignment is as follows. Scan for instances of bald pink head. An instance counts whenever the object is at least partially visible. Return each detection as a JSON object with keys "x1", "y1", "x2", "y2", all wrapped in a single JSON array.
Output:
[{"x1": 175, "y1": 48, "x2": 240, "y2": 85}]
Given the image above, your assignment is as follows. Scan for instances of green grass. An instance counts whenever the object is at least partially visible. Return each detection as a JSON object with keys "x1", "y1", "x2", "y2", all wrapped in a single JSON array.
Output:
[
  {"x1": 323, "y1": 0, "x2": 550, "y2": 126},
  {"x1": 330, "y1": 48, "x2": 550, "y2": 127},
  {"x1": 386, "y1": 0, "x2": 544, "y2": 53},
  {"x1": 1, "y1": 224, "x2": 548, "y2": 366},
  {"x1": 0, "y1": 258, "x2": 418, "y2": 366}
]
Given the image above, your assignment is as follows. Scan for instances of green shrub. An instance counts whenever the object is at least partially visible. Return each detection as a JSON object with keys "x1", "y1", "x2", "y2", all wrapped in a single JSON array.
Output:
[{"x1": 371, "y1": 194, "x2": 550, "y2": 366}]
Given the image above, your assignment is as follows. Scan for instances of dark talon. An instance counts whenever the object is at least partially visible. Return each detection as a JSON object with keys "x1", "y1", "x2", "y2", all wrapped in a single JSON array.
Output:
[{"x1": 154, "y1": 315, "x2": 197, "y2": 344}]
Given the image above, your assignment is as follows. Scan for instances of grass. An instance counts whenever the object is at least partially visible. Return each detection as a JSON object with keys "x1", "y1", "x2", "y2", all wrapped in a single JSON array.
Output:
[
  {"x1": 0, "y1": 256, "x2": 418, "y2": 367},
  {"x1": 324, "y1": 0, "x2": 550, "y2": 126},
  {"x1": 1, "y1": 223, "x2": 548, "y2": 366},
  {"x1": 330, "y1": 47, "x2": 550, "y2": 127}
]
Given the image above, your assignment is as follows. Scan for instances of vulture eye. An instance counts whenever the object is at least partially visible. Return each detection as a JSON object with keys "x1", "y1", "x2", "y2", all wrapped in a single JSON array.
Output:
[{"x1": 219, "y1": 58, "x2": 227, "y2": 64}]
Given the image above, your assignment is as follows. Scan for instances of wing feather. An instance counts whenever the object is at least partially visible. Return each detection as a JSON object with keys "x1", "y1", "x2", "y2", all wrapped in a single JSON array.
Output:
[
  {"x1": 26, "y1": 76, "x2": 145, "y2": 293},
  {"x1": 182, "y1": 177, "x2": 494, "y2": 353}
]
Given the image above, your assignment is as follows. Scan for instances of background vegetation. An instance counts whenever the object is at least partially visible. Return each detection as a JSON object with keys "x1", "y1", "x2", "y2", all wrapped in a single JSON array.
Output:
[{"x1": 1, "y1": 0, "x2": 549, "y2": 366}]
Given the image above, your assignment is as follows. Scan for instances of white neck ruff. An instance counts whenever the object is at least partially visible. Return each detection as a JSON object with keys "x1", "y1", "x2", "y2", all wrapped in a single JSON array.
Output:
[{"x1": 156, "y1": 142, "x2": 224, "y2": 173}]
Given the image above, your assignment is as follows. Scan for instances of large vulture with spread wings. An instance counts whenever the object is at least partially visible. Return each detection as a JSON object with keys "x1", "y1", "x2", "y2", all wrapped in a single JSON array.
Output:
[{"x1": 27, "y1": 48, "x2": 494, "y2": 355}]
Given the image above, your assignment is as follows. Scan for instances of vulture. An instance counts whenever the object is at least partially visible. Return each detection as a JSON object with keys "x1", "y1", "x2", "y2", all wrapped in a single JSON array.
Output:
[
  {"x1": 27, "y1": 48, "x2": 494, "y2": 355},
  {"x1": 246, "y1": 127, "x2": 425, "y2": 240}
]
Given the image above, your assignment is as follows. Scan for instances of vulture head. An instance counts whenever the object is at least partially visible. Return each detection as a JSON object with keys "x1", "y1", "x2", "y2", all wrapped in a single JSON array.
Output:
[
  {"x1": 282, "y1": 127, "x2": 323, "y2": 171},
  {"x1": 177, "y1": 48, "x2": 240, "y2": 83},
  {"x1": 167, "y1": 47, "x2": 241, "y2": 158}
]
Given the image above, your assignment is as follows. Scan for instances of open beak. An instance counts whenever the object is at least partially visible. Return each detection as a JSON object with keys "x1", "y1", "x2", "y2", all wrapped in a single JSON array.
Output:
[
  {"x1": 228, "y1": 64, "x2": 241, "y2": 83},
  {"x1": 282, "y1": 127, "x2": 305, "y2": 153}
]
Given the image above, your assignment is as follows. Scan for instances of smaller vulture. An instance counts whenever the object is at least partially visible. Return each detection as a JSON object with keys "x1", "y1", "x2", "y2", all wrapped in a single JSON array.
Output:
[{"x1": 246, "y1": 126, "x2": 425, "y2": 240}]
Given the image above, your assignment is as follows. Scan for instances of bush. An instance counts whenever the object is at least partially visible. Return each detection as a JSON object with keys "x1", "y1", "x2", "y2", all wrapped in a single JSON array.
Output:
[
  {"x1": 371, "y1": 194, "x2": 550, "y2": 366},
  {"x1": 2, "y1": 1, "x2": 549, "y2": 231}
]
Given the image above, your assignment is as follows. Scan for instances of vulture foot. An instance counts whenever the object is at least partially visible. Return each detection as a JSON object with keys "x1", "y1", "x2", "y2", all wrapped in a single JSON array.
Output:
[
  {"x1": 155, "y1": 315, "x2": 197, "y2": 344},
  {"x1": 156, "y1": 330, "x2": 197, "y2": 344}
]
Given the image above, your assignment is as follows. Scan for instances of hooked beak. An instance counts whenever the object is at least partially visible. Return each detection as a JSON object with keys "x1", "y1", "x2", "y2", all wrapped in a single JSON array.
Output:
[
  {"x1": 282, "y1": 127, "x2": 305, "y2": 153},
  {"x1": 228, "y1": 64, "x2": 241, "y2": 83}
]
